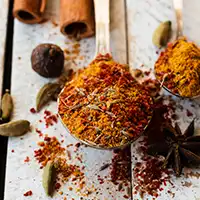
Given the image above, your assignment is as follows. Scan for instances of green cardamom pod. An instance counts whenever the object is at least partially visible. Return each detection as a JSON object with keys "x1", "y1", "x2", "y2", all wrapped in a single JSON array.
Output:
[
  {"x1": 36, "y1": 83, "x2": 61, "y2": 112},
  {"x1": 42, "y1": 162, "x2": 56, "y2": 197},
  {"x1": 1, "y1": 90, "x2": 13, "y2": 121},
  {"x1": 152, "y1": 21, "x2": 172, "y2": 48},
  {"x1": 0, "y1": 120, "x2": 30, "y2": 137}
]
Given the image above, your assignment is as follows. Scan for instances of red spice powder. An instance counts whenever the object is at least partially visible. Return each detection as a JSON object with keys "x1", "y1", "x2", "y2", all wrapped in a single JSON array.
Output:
[
  {"x1": 110, "y1": 147, "x2": 131, "y2": 184},
  {"x1": 133, "y1": 158, "x2": 170, "y2": 197},
  {"x1": 23, "y1": 190, "x2": 32, "y2": 196}
]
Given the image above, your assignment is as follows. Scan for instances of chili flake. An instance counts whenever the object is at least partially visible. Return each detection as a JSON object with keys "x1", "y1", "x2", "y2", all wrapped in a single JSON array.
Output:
[
  {"x1": 24, "y1": 156, "x2": 30, "y2": 163},
  {"x1": 23, "y1": 190, "x2": 33, "y2": 196},
  {"x1": 30, "y1": 108, "x2": 36, "y2": 113}
]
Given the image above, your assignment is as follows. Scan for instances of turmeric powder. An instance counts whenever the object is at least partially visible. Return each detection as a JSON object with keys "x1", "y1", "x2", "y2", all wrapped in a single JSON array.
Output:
[{"x1": 155, "y1": 38, "x2": 200, "y2": 97}]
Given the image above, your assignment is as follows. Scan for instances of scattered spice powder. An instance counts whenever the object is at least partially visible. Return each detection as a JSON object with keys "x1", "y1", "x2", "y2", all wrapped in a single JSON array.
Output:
[
  {"x1": 34, "y1": 136, "x2": 65, "y2": 168},
  {"x1": 133, "y1": 157, "x2": 170, "y2": 198},
  {"x1": 23, "y1": 190, "x2": 33, "y2": 196},
  {"x1": 132, "y1": 77, "x2": 177, "y2": 198},
  {"x1": 34, "y1": 136, "x2": 85, "y2": 196},
  {"x1": 59, "y1": 54, "x2": 153, "y2": 148},
  {"x1": 111, "y1": 147, "x2": 131, "y2": 184},
  {"x1": 43, "y1": 110, "x2": 58, "y2": 128},
  {"x1": 155, "y1": 37, "x2": 200, "y2": 97}
]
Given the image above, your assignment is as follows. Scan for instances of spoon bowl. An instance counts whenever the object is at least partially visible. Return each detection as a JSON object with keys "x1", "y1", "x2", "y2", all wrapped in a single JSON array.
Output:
[{"x1": 154, "y1": 0, "x2": 200, "y2": 99}]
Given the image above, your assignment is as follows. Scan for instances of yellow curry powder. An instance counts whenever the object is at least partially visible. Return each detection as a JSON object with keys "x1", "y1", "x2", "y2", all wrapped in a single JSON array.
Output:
[
  {"x1": 155, "y1": 38, "x2": 200, "y2": 97},
  {"x1": 58, "y1": 54, "x2": 153, "y2": 148}
]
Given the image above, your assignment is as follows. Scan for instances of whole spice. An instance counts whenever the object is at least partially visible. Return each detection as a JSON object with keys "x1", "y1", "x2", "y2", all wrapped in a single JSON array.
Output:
[
  {"x1": 147, "y1": 119, "x2": 200, "y2": 176},
  {"x1": 60, "y1": 0, "x2": 95, "y2": 39},
  {"x1": 58, "y1": 54, "x2": 153, "y2": 148},
  {"x1": 99, "y1": 163, "x2": 110, "y2": 171},
  {"x1": 13, "y1": 0, "x2": 46, "y2": 24},
  {"x1": 42, "y1": 162, "x2": 56, "y2": 196},
  {"x1": 1, "y1": 90, "x2": 13, "y2": 121},
  {"x1": 155, "y1": 38, "x2": 200, "y2": 97},
  {"x1": 0, "y1": 120, "x2": 30, "y2": 137},
  {"x1": 31, "y1": 44, "x2": 64, "y2": 78},
  {"x1": 36, "y1": 83, "x2": 61, "y2": 112},
  {"x1": 152, "y1": 21, "x2": 172, "y2": 48}
]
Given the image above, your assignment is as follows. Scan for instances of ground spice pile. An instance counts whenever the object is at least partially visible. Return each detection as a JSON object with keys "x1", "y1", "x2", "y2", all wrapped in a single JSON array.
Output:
[
  {"x1": 34, "y1": 136, "x2": 84, "y2": 184},
  {"x1": 155, "y1": 37, "x2": 200, "y2": 97},
  {"x1": 59, "y1": 54, "x2": 153, "y2": 148}
]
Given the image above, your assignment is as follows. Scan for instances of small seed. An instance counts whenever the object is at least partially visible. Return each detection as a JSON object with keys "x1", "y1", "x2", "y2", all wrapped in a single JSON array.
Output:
[
  {"x1": 0, "y1": 120, "x2": 30, "y2": 137},
  {"x1": 99, "y1": 163, "x2": 110, "y2": 171},
  {"x1": 42, "y1": 162, "x2": 56, "y2": 196},
  {"x1": 152, "y1": 21, "x2": 172, "y2": 48},
  {"x1": 36, "y1": 83, "x2": 61, "y2": 112},
  {"x1": 126, "y1": 186, "x2": 131, "y2": 197},
  {"x1": 118, "y1": 182, "x2": 123, "y2": 191},
  {"x1": 1, "y1": 90, "x2": 13, "y2": 121}
]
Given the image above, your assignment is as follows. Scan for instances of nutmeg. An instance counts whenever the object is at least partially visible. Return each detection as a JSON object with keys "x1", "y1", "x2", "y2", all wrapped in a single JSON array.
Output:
[{"x1": 31, "y1": 44, "x2": 64, "y2": 78}]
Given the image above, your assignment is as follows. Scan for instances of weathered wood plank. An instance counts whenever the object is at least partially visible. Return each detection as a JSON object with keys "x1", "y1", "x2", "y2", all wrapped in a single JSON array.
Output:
[
  {"x1": 4, "y1": 0, "x2": 130, "y2": 199},
  {"x1": 126, "y1": 0, "x2": 200, "y2": 200}
]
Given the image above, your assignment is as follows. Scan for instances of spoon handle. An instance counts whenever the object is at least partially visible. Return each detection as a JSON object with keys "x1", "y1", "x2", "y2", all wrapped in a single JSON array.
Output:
[
  {"x1": 173, "y1": 0, "x2": 183, "y2": 38},
  {"x1": 94, "y1": 0, "x2": 110, "y2": 55}
]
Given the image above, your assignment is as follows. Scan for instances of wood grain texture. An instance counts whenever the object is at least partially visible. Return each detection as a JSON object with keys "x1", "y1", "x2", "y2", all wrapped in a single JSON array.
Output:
[
  {"x1": 126, "y1": 0, "x2": 200, "y2": 200},
  {"x1": 4, "y1": 0, "x2": 129, "y2": 199}
]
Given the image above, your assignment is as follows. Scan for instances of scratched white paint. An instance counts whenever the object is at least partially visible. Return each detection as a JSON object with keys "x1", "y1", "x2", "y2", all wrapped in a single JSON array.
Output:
[
  {"x1": 127, "y1": 0, "x2": 200, "y2": 200},
  {"x1": 4, "y1": 0, "x2": 130, "y2": 200}
]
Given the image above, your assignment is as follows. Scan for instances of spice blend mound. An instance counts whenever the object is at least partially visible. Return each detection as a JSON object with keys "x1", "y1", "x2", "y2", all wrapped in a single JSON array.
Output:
[
  {"x1": 155, "y1": 37, "x2": 200, "y2": 97},
  {"x1": 58, "y1": 54, "x2": 153, "y2": 148}
]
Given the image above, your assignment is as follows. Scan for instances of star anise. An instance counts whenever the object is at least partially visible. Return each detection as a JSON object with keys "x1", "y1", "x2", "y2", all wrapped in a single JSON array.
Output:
[{"x1": 147, "y1": 119, "x2": 200, "y2": 176}]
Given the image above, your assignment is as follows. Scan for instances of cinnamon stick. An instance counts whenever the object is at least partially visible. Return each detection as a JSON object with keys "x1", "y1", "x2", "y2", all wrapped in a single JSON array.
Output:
[
  {"x1": 13, "y1": 0, "x2": 47, "y2": 24},
  {"x1": 60, "y1": 0, "x2": 95, "y2": 39}
]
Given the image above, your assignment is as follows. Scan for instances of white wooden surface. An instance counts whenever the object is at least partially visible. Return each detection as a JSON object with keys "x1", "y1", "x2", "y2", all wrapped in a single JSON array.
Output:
[
  {"x1": 127, "y1": 0, "x2": 200, "y2": 199},
  {"x1": 4, "y1": 0, "x2": 130, "y2": 200},
  {"x1": 0, "y1": 0, "x2": 9, "y2": 98}
]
